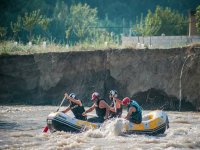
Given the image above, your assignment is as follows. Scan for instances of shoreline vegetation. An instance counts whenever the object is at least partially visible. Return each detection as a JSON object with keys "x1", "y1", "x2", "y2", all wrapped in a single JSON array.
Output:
[
  {"x1": 0, "y1": 40, "x2": 121, "y2": 55},
  {"x1": 1, "y1": 2, "x2": 200, "y2": 56},
  {"x1": 1, "y1": 40, "x2": 200, "y2": 56}
]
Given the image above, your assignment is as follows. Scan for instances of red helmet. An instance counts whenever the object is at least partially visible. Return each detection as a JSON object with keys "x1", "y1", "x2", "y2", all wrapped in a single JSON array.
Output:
[
  {"x1": 122, "y1": 97, "x2": 131, "y2": 105},
  {"x1": 91, "y1": 92, "x2": 99, "y2": 101}
]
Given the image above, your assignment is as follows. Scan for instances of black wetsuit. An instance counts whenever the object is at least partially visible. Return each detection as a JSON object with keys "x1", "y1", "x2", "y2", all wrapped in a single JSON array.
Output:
[
  {"x1": 87, "y1": 99, "x2": 106, "y2": 123},
  {"x1": 70, "y1": 101, "x2": 87, "y2": 120},
  {"x1": 109, "y1": 100, "x2": 122, "y2": 118}
]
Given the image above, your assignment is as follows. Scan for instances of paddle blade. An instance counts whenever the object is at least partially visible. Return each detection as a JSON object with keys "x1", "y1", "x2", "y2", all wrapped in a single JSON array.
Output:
[{"x1": 43, "y1": 126, "x2": 48, "y2": 133}]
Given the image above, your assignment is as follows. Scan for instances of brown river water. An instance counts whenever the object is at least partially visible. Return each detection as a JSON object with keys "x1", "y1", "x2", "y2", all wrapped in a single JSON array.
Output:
[{"x1": 0, "y1": 106, "x2": 200, "y2": 150}]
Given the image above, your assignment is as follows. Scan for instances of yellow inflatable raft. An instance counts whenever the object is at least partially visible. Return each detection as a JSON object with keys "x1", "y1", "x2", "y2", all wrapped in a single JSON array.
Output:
[{"x1": 47, "y1": 110, "x2": 169, "y2": 135}]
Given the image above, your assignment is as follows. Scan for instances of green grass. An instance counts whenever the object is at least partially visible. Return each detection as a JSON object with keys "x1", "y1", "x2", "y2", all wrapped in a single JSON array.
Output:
[
  {"x1": 0, "y1": 41, "x2": 122, "y2": 55},
  {"x1": 1, "y1": 40, "x2": 198, "y2": 55}
]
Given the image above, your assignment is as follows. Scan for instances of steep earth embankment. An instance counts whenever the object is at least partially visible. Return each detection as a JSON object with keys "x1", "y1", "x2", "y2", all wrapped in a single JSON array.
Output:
[{"x1": 0, "y1": 47, "x2": 200, "y2": 111}]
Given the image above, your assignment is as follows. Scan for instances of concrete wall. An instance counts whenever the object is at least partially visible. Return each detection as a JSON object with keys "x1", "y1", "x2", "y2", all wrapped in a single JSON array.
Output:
[{"x1": 122, "y1": 36, "x2": 200, "y2": 48}]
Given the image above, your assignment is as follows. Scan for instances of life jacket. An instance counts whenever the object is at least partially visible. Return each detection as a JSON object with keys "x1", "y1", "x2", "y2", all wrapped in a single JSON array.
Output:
[
  {"x1": 110, "y1": 98, "x2": 121, "y2": 109},
  {"x1": 110, "y1": 100, "x2": 122, "y2": 117},
  {"x1": 95, "y1": 99, "x2": 106, "y2": 118},
  {"x1": 128, "y1": 100, "x2": 142, "y2": 121},
  {"x1": 70, "y1": 100, "x2": 86, "y2": 120}
]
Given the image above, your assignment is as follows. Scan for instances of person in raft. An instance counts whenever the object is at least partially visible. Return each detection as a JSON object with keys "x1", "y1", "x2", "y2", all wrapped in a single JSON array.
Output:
[
  {"x1": 108, "y1": 90, "x2": 123, "y2": 118},
  {"x1": 62, "y1": 92, "x2": 87, "y2": 121},
  {"x1": 82, "y1": 92, "x2": 115, "y2": 123},
  {"x1": 122, "y1": 97, "x2": 142, "y2": 124}
]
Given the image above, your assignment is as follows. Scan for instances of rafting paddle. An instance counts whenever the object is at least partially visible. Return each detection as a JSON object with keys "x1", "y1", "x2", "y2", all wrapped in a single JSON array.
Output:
[
  {"x1": 43, "y1": 96, "x2": 66, "y2": 133},
  {"x1": 113, "y1": 97, "x2": 117, "y2": 113},
  {"x1": 85, "y1": 113, "x2": 97, "y2": 117}
]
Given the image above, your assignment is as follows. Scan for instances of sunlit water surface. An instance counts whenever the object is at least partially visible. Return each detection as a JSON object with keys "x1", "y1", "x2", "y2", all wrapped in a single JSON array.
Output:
[{"x1": 0, "y1": 106, "x2": 200, "y2": 150}]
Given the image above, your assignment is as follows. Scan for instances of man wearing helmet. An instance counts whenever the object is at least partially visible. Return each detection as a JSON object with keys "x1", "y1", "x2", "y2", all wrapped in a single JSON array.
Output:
[
  {"x1": 62, "y1": 92, "x2": 87, "y2": 121},
  {"x1": 122, "y1": 97, "x2": 142, "y2": 124},
  {"x1": 82, "y1": 92, "x2": 115, "y2": 123},
  {"x1": 109, "y1": 90, "x2": 123, "y2": 118}
]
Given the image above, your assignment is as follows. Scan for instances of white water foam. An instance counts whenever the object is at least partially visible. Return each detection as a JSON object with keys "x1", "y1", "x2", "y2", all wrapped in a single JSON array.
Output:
[
  {"x1": 1, "y1": 106, "x2": 200, "y2": 149},
  {"x1": 83, "y1": 118, "x2": 127, "y2": 138}
]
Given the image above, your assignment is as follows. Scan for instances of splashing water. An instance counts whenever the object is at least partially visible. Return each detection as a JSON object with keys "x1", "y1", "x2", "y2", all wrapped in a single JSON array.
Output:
[
  {"x1": 100, "y1": 118, "x2": 127, "y2": 137},
  {"x1": 83, "y1": 118, "x2": 127, "y2": 138},
  {"x1": 1, "y1": 106, "x2": 200, "y2": 149}
]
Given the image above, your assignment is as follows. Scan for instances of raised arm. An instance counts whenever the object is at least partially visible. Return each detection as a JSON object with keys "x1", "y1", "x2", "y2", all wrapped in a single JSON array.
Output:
[
  {"x1": 65, "y1": 93, "x2": 82, "y2": 106},
  {"x1": 82, "y1": 103, "x2": 96, "y2": 116}
]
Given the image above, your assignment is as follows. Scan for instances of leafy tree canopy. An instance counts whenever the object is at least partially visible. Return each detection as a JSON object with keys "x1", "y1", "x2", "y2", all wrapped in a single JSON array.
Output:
[
  {"x1": 0, "y1": 0, "x2": 199, "y2": 43},
  {"x1": 196, "y1": 5, "x2": 200, "y2": 33},
  {"x1": 66, "y1": 3, "x2": 97, "y2": 42},
  {"x1": 135, "y1": 6, "x2": 188, "y2": 36}
]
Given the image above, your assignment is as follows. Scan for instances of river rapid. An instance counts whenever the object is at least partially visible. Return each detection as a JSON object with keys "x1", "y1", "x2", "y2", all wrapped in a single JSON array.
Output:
[{"x1": 0, "y1": 106, "x2": 200, "y2": 150}]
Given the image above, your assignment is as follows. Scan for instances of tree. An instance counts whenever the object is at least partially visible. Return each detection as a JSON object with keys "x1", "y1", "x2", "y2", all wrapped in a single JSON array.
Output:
[
  {"x1": 65, "y1": 3, "x2": 98, "y2": 43},
  {"x1": 65, "y1": 26, "x2": 72, "y2": 43},
  {"x1": 144, "y1": 10, "x2": 161, "y2": 36},
  {"x1": 51, "y1": 0, "x2": 69, "y2": 42},
  {"x1": 135, "y1": 14, "x2": 145, "y2": 36},
  {"x1": 22, "y1": 10, "x2": 50, "y2": 41},
  {"x1": 135, "y1": 6, "x2": 188, "y2": 36},
  {"x1": 11, "y1": 16, "x2": 22, "y2": 41},
  {"x1": 135, "y1": 12, "x2": 161, "y2": 36},
  {"x1": 154, "y1": 6, "x2": 187, "y2": 35},
  {"x1": 0, "y1": 26, "x2": 7, "y2": 40},
  {"x1": 196, "y1": 5, "x2": 200, "y2": 33}
]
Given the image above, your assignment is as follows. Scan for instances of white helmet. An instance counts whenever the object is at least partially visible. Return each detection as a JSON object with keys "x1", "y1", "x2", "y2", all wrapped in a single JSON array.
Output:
[
  {"x1": 109, "y1": 90, "x2": 118, "y2": 97},
  {"x1": 69, "y1": 93, "x2": 76, "y2": 99}
]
